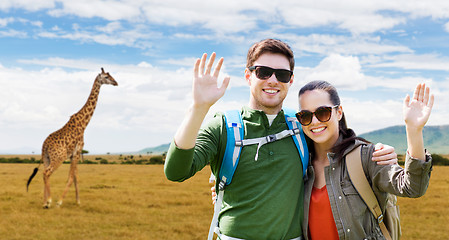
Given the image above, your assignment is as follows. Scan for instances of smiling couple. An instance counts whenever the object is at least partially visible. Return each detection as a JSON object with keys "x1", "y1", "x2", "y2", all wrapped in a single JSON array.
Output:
[{"x1": 164, "y1": 39, "x2": 432, "y2": 240}]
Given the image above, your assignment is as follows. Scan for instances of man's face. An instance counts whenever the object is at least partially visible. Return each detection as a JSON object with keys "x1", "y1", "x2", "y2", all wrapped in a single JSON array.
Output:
[{"x1": 245, "y1": 53, "x2": 293, "y2": 115}]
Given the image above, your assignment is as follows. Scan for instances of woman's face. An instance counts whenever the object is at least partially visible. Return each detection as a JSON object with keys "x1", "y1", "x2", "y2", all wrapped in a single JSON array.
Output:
[{"x1": 298, "y1": 89, "x2": 342, "y2": 148}]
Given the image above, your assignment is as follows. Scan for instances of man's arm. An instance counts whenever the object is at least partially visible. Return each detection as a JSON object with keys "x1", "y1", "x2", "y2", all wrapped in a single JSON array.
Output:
[
  {"x1": 174, "y1": 53, "x2": 230, "y2": 149},
  {"x1": 164, "y1": 53, "x2": 230, "y2": 181}
]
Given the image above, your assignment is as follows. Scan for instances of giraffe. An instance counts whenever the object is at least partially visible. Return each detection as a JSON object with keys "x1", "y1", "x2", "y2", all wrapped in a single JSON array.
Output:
[{"x1": 27, "y1": 68, "x2": 118, "y2": 208}]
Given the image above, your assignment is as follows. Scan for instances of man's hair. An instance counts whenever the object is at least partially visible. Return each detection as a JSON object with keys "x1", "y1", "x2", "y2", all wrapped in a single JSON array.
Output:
[{"x1": 246, "y1": 39, "x2": 295, "y2": 71}]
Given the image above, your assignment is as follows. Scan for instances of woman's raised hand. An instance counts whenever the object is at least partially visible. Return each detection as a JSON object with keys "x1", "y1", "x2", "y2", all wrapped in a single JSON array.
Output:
[{"x1": 403, "y1": 83, "x2": 434, "y2": 130}]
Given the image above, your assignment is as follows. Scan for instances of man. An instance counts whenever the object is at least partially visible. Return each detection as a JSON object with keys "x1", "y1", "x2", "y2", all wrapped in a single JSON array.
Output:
[{"x1": 164, "y1": 39, "x2": 397, "y2": 239}]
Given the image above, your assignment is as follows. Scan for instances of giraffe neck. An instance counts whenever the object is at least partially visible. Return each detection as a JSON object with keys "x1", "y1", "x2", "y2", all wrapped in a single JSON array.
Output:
[{"x1": 74, "y1": 78, "x2": 102, "y2": 130}]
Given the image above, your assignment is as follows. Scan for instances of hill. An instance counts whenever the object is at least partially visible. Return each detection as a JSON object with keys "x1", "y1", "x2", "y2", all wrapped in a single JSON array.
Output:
[
  {"x1": 135, "y1": 125, "x2": 449, "y2": 155},
  {"x1": 359, "y1": 125, "x2": 449, "y2": 154},
  {"x1": 137, "y1": 143, "x2": 170, "y2": 154}
]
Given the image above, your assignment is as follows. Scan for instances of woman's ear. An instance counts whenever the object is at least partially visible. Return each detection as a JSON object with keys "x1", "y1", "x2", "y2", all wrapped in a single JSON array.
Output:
[{"x1": 337, "y1": 105, "x2": 343, "y2": 121}]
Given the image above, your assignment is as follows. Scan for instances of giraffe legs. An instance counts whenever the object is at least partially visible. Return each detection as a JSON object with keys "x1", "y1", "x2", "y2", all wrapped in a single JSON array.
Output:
[
  {"x1": 42, "y1": 170, "x2": 52, "y2": 208},
  {"x1": 58, "y1": 151, "x2": 81, "y2": 207},
  {"x1": 42, "y1": 156, "x2": 63, "y2": 209}
]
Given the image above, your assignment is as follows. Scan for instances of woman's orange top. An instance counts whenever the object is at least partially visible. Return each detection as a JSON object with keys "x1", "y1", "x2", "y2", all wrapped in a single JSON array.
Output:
[{"x1": 308, "y1": 185, "x2": 339, "y2": 240}]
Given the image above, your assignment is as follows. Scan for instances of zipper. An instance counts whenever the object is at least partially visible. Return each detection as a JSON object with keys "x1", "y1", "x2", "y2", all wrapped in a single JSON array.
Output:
[{"x1": 327, "y1": 152, "x2": 347, "y2": 239}]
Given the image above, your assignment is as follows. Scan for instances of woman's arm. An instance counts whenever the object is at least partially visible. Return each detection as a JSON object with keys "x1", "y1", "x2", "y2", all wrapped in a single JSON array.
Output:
[{"x1": 403, "y1": 83, "x2": 434, "y2": 160}]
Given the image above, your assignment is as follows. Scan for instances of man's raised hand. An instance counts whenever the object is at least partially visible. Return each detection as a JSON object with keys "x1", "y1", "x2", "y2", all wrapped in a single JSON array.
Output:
[{"x1": 192, "y1": 52, "x2": 230, "y2": 109}]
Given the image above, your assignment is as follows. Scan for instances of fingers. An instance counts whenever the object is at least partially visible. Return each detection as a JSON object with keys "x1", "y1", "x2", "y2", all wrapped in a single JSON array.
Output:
[
  {"x1": 211, "y1": 186, "x2": 217, "y2": 204},
  {"x1": 213, "y1": 57, "x2": 224, "y2": 78},
  {"x1": 373, "y1": 142, "x2": 384, "y2": 152},
  {"x1": 205, "y1": 52, "x2": 216, "y2": 75},
  {"x1": 403, "y1": 94, "x2": 410, "y2": 108},
  {"x1": 372, "y1": 143, "x2": 396, "y2": 158},
  {"x1": 373, "y1": 142, "x2": 395, "y2": 155},
  {"x1": 412, "y1": 83, "x2": 420, "y2": 100},
  {"x1": 199, "y1": 53, "x2": 207, "y2": 76},
  {"x1": 193, "y1": 58, "x2": 201, "y2": 79},
  {"x1": 220, "y1": 76, "x2": 231, "y2": 92},
  {"x1": 413, "y1": 83, "x2": 434, "y2": 109},
  {"x1": 423, "y1": 84, "x2": 434, "y2": 110},
  {"x1": 372, "y1": 150, "x2": 397, "y2": 162},
  {"x1": 423, "y1": 84, "x2": 430, "y2": 105},
  {"x1": 375, "y1": 158, "x2": 398, "y2": 165},
  {"x1": 428, "y1": 93, "x2": 435, "y2": 110},
  {"x1": 418, "y1": 83, "x2": 425, "y2": 102},
  {"x1": 195, "y1": 52, "x2": 223, "y2": 77}
]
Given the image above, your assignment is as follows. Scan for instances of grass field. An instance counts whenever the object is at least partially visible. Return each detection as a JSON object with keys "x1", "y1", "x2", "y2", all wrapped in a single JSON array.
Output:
[{"x1": 1, "y1": 160, "x2": 448, "y2": 239}]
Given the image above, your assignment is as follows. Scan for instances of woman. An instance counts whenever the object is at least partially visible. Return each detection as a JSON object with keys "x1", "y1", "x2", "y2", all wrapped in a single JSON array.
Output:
[{"x1": 298, "y1": 80, "x2": 433, "y2": 239}]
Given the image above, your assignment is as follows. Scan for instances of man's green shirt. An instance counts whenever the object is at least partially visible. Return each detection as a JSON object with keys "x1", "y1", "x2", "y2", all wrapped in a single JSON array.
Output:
[{"x1": 165, "y1": 106, "x2": 305, "y2": 239}]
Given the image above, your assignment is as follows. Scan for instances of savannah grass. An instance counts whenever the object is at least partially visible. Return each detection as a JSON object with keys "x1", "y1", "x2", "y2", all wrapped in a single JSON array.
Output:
[
  {"x1": 1, "y1": 158, "x2": 447, "y2": 239},
  {"x1": 1, "y1": 163, "x2": 211, "y2": 239}
]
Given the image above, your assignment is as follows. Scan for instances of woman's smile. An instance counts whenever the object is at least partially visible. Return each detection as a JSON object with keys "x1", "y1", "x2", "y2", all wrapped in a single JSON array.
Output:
[{"x1": 310, "y1": 126, "x2": 326, "y2": 134}]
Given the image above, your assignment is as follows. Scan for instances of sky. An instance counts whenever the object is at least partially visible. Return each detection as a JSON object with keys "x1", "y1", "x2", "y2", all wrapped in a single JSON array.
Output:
[{"x1": 1, "y1": 0, "x2": 448, "y2": 154}]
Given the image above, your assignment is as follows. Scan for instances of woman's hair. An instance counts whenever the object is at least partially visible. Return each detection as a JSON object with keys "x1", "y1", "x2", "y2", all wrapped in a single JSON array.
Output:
[
  {"x1": 246, "y1": 39, "x2": 295, "y2": 71},
  {"x1": 298, "y1": 80, "x2": 370, "y2": 160}
]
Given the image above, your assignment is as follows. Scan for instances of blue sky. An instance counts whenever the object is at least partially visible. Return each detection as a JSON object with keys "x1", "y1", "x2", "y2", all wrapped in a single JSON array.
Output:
[{"x1": 1, "y1": 0, "x2": 448, "y2": 154}]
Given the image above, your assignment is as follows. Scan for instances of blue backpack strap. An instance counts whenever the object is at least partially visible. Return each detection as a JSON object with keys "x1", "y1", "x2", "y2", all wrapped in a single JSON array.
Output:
[
  {"x1": 218, "y1": 110, "x2": 244, "y2": 190},
  {"x1": 208, "y1": 110, "x2": 244, "y2": 239},
  {"x1": 283, "y1": 108, "x2": 309, "y2": 177}
]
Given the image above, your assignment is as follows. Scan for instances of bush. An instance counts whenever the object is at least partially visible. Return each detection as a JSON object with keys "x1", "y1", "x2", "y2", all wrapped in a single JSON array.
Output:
[
  {"x1": 431, "y1": 154, "x2": 449, "y2": 166},
  {"x1": 82, "y1": 160, "x2": 98, "y2": 164},
  {"x1": 0, "y1": 157, "x2": 36, "y2": 163},
  {"x1": 149, "y1": 155, "x2": 164, "y2": 164}
]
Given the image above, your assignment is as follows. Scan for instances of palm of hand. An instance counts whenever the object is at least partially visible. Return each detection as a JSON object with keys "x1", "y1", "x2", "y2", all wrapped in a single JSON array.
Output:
[
  {"x1": 193, "y1": 73, "x2": 224, "y2": 106},
  {"x1": 192, "y1": 53, "x2": 230, "y2": 108},
  {"x1": 403, "y1": 83, "x2": 434, "y2": 129}
]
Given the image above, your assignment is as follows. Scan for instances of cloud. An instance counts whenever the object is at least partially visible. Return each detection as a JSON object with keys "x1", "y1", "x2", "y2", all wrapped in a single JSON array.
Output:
[
  {"x1": 292, "y1": 53, "x2": 437, "y2": 93},
  {"x1": 0, "y1": 17, "x2": 14, "y2": 27},
  {"x1": 279, "y1": 2, "x2": 405, "y2": 34},
  {"x1": 0, "y1": 0, "x2": 55, "y2": 12},
  {"x1": 0, "y1": 55, "x2": 250, "y2": 152},
  {"x1": 2, "y1": 0, "x2": 449, "y2": 37},
  {"x1": 47, "y1": 0, "x2": 142, "y2": 21},
  {"x1": 0, "y1": 17, "x2": 41, "y2": 38},
  {"x1": 2, "y1": 1, "x2": 449, "y2": 153},
  {"x1": 0, "y1": 57, "x2": 201, "y2": 151},
  {"x1": 295, "y1": 54, "x2": 367, "y2": 90},
  {"x1": 37, "y1": 22, "x2": 162, "y2": 49},
  {"x1": 367, "y1": 53, "x2": 449, "y2": 71},
  {"x1": 0, "y1": 29, "x2": 27, "y2": 38},
  {"x1": 287, "y1": 34, "x2": 412, "y2": 56}
]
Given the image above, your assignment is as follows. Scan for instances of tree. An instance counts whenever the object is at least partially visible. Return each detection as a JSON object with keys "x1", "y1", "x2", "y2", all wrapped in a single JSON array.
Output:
[{"x1": 81, "y1": 149, "x2": 89, "y2": 162}]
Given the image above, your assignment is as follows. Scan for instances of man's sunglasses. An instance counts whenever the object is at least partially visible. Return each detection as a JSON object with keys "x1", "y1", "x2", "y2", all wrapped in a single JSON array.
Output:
[
  {"x1": 248, "y1": 66, "x2": 293, "y2": 83},
  {"x1": 295, "y1": 105, "x2": 339, "y2": 126}
]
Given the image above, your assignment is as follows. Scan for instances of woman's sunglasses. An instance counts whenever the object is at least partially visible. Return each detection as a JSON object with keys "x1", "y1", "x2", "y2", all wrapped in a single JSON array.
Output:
[
  {"x1": 248, "y1": 66, "x2": 293, "y2": 83},
  {"x1": 295, "y1": 105, "x2": 339, "y2": 126}
]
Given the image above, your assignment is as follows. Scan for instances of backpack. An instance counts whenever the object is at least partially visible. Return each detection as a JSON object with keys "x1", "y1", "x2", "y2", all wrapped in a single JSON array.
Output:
[
  {"x1": 346, "y1": 145, "x2": 402, "y2": 240},
  {"x1": 207, "y1": 108, "x2": 309, "y2": 240}
]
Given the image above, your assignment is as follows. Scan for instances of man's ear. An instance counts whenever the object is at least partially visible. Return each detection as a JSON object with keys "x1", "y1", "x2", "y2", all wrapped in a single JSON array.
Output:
[
  {"x1": 244, "y1": 68, "x2": 252, "y2": 86},
  {"x1": 288, "y1": 73, "x2": 294, "y2": 86}
]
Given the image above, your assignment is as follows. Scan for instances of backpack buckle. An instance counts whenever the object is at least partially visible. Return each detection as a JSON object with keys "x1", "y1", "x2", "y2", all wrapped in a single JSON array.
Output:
[
  {"x1": 292, "y1": 128, "x2": 300, "y2": 135},
  {"x1": 266, "y1": 134, "x2": 276, "y2": 143},
  {"x1": 377, "y1": 214, "x2": 384, "y2": 224},
  {"x1": 218, "y1": 180, "x2": 226, "y2": 191},
  {"x1": 235, "y1": 140, "x2": 242, "y2": 147}
]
